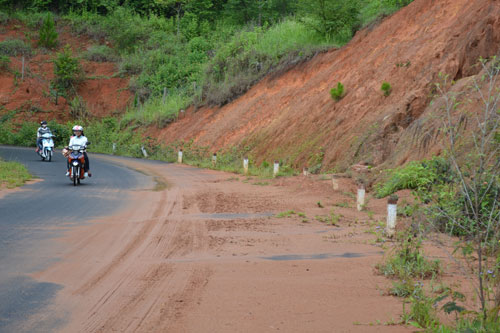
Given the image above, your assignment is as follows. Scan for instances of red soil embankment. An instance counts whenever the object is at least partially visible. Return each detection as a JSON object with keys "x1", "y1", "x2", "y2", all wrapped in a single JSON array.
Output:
[
  {"x1": 155, "y1": 0, "x2": 500, "y2": 170},
  {"x1": 0, "y1": 22, "x2": 131, "y2": 124}
]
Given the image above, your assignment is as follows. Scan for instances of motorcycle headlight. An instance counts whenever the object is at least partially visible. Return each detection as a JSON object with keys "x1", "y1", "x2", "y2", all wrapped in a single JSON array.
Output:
[{"x1": 72, "y1": 161, "x2": 79, "y2": 166}]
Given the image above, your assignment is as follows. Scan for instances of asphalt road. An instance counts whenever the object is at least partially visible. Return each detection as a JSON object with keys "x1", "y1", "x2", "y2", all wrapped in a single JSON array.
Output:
[{"x1": 0, "y1": 146, "x2": 154, "y2": 332}]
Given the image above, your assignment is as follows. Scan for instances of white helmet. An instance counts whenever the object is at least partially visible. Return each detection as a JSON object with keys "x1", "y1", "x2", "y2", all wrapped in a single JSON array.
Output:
[{"x1": 72, "y1": 125, "x2": 83, "y2": 131}]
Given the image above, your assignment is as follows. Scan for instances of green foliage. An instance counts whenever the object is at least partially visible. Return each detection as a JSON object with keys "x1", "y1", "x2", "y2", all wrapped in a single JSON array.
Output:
[
  {"x1": 52, "y1": 45, "x2": 82, "y2": 95},
  {"x1": 0, "y1": 158, "x2": 31, "y2": 188},
  {"x1": 381, "y1": 81, "x2": 391, "y2": 96},
  {"x1": 82, "y1": 44, "x2": 118, "y2": 62},
  {"x1": 0, "y1": 55, "x2": 10, "y2": 71},
  {"x1": 69, "y1": 95, "x2": 89, "y2": 119},
  {"x1": 377, "y1": 233, "x2": 441, "y2": 280},
  {"x1": 277, "y1": 210, "x2": 297, "y2": 218},
  {"x1": 375, "y1": 156, "x2": 451, "y2": 198},
  {"x1": 298, "y1": 0, "x2": 361, "y2": 41},
  {"x1": 0, "y1": 11, "x2": 9, "y2": 25},
  {"x1": 401, "y1": 284, "x2": 441, "y2": 330},
  {"x1": 0, "y1": 38, "x2": 32, "y2": 57},
  {"x1": 203, "y1": 19, "x2": 327, "y2": 105},
  {"x1": 330, "y1": 82, "x2": 344, "y2": 101},
  {"x1": 38, "y1": 13, "x2": 58, "y2": 48}
]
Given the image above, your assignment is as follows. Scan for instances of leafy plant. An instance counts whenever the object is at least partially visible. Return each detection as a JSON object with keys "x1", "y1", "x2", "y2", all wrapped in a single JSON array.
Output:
[
  {"x1": 381, "y1": 81, "x2": 392, "y2": 96},
  {"x1": 377, "y1": 233, "x2": 440, "y2": 280},
  {"x1": 0, "y1": 55, "x2": 10, "y2": 71},
  {"x1": 0, "y1": 38, "x2": 32, "y2": 57},
  {"x1": 69, "y1": 95, "x2": 89, "y2": 120},
  {"x1": 38, "y1": 13, "x2": 58, "y2": 49},
  {"x1": 330, "y1": 82, "x2": 344, "y2": 101},
  {"x1": 374, "y1": 156, "x2": 451, "y2": 198},
  {"x1": 52, "y1": 45, "x2": 82, "y2": 95},
  {"x1": 82, "y1": 45, "x2": 118, "y2": 62}
]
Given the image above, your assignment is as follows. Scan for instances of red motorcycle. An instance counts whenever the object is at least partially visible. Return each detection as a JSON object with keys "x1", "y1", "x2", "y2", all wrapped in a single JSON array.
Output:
[{"x1": 66, "y1": 144, "x2": 87, "y2": 186}]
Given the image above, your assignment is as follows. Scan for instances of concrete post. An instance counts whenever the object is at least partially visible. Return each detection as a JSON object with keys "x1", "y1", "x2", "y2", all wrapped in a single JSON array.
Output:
[
  {"x1": 178, "y1": 149, "x2": 183, "y2": 163},
  {"x1": 332, "y1": 175, "x2": 340, "y2": 191},
  {"x1": 141, "y1": 146, "x2": 148, "y2": 158},
  {"x1": 212, "y1": 153, "x2": 217, "y2": 168},
  {"x1": 356, "y1": 181, "x2": 365, "y2": 211},
  {"x1": 273, "y1": 161, "x2": 280, "y2": 177},
  {"x1": 386, "y1": 195, "x2": 398, "y2": 237},
  {"x1": 243, "y1": 157, "x2": 249, "y2": 174}
]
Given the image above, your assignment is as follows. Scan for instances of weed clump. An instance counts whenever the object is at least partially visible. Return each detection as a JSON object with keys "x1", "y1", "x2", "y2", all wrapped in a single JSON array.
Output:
[
  {"x1": 330, "y1": 82, "x2": 344, "y2": 101},
  {"x1": 0, "y1": 39, "x2": 32, "y2": 57},
  {"x1": 377, "y1": 233, "x2": 440, "y2": 280},
  {"x1": 82, "y1": 45, "x2": 118, "y2": 62},
  {"x1": 381, "y1": 81, "x2": 391, "y2": 96},
  {"x1": 38, "y1": 13, "x2": 58, "y2": 49}
]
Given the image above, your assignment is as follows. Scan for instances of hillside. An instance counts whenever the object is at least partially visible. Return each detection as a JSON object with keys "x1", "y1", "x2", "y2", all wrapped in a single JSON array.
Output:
[
  {"x1": 154, "y1": 0, "x2": 500, "y2": 171},
  {"x1": 0, "y1": 21, "x2": 131, "y2": 124}
]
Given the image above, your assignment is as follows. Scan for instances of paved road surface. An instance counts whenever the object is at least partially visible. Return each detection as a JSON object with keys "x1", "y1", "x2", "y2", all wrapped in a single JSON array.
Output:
[{"x1": 0, "y1": 146, "x2": 154, "y2": 332}]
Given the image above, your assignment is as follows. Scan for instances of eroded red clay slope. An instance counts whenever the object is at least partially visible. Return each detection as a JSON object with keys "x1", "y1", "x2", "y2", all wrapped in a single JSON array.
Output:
[{"x1": 156, "y1": 0, "x2": 500, "y2": 170}]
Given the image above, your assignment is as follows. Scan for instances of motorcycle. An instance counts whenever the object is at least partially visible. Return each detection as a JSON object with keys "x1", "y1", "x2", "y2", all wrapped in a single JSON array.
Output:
[
  {"x1": 67, "y1": 144, "x2": 87, "y2": 186},
  {"x1": 38, "y1": 132, "x2": 55, "y2": 162}
]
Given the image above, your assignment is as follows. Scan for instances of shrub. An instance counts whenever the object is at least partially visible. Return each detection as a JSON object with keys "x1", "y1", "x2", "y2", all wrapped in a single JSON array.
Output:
[
  {"x1": 38, "y1": 13, "x2": 58, "y2": 49},
  {"x1": 375, "y1": 156, "x2": 451, "y2": 198},
  {"x1": 0, "y1": 55, "x2": 10, "y2": 71},
  {"x1": 330, "y1": 82, "x2": 344, "y2": 101},
  {"x1": 0, "y1": 11, "x2": 9, "y2": 25},
  {"x1": 381, "y1": 81, "x2": 391, "y2": 96},
  {"x1": 53, "y1": 45, "x2": 82, "y2": 95},
  {"x1": 0, "y1": 39, "x2": 32, "y2": 57},
  {"x1": 82, "y1": 45, "x2": 118, "y2": 62},
  {"x1": 377, "y1": 233, "x2": 441, "y2": 280},
  {"x1": 69, "y1": 96, "x2": 89, "y2": 119}
]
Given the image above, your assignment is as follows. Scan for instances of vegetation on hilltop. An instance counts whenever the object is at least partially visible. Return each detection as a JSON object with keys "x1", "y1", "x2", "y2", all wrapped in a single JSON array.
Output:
[{"x1": 0, "y1": 0, "x2": 414, "y2": 127}]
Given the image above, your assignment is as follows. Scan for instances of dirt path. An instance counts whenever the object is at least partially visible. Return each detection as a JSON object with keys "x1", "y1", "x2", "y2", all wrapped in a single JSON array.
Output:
[{"x1": 32, "y1": 158, "x2": 411, "y2": 332}]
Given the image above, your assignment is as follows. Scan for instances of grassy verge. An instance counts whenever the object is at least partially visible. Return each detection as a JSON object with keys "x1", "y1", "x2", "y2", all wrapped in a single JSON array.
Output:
[{"x1": 0, "y1": 158, "x2": 31, "y2": 188}]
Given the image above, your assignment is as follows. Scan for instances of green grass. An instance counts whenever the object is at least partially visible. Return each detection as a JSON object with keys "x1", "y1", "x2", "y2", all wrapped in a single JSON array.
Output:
[
  {"x1": 0, "y1": 158, "x2": 32, "y2": 188},
  {"x1": 377, "y1": 237, "x2": 441, "y2": 280}
]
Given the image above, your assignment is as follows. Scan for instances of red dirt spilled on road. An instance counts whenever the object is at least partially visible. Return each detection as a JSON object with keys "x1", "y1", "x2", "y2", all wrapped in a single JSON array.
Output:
[
  {"x1": 31, "y1": 157, "x2": 419, "y2": 332},
  {"x1": 155, "y1": 0, "x2": 500, "y2": 171}
]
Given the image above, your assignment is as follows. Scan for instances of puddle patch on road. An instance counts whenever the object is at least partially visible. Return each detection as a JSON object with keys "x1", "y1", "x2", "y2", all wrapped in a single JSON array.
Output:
[{"x1": 262, "y1": 252, "x2": 383, "y2": 261}]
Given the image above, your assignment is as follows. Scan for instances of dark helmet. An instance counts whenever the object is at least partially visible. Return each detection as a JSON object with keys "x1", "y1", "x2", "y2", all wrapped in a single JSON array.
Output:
[{"x1": 40, "y1": 120, "x2": 47, "y2": 126}]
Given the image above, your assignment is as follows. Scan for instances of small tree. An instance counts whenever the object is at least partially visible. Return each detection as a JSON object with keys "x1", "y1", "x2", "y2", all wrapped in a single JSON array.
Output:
[
  {"x1": 381, "y1": 81, "x2": 392, "y2": 97},
  {"x1": 53, "y1": 45, "x2": 82, "y2": 96},
  {"x1": 330, "y1": 82, "x2": 344, "y2": 101},
  {"x1": 430, "y1": 58, "x2": 500, "y2": 323},
  {"x1": 38, "y1": 13, "x2": 58, "y2": 49}
]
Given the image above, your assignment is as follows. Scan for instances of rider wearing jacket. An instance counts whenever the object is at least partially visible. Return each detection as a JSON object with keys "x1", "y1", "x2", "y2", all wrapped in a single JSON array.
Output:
[
  {"x1": 36, "y1": 121, "x2": 52, "y2": 152},
  {"x1": 66, "y1": 125, "x2": 91, "y2": 177}
]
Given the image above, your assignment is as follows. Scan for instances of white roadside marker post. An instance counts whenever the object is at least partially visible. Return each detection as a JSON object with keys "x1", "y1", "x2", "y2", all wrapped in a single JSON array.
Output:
[
  {"x1": 332, "y1": 175, "x2": 340, "y2": 191},
  {"x1": 356, "y1": 181, "x2": 365, "y2": 211},
  {"x1": 141, "y1": 146, "x2": 148, "y2": 158},
  {"x1": 212, "y1": 153, "x2": 217, "y2": 168},
  {"x1": 178, "y1": 149, "x2": 183, "y2": 163},
  {"x1": 243, "y1": 157, "x2": 249, "y2": 175},
  {"x1": 273, "y1": 161, "x2": 279, "y2": 177},
  {"x1": 112, "y1": 143, "x2": 116, "y2": 155},
  {"x1": 386, "y1": 195, "x2": 399, "y2": 237},
  {"x1": 303, "y1": 166, "x2": 309, "y2": 177}
]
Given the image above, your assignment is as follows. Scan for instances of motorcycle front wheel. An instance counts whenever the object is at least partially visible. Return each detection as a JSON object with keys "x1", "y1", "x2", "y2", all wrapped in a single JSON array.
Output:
[
  {"x1": 72, "y1": 167, "x2": 77, "y2": 186},
  {"x1": 47, "y1": 150, "x2": 52, "y2": 162}
]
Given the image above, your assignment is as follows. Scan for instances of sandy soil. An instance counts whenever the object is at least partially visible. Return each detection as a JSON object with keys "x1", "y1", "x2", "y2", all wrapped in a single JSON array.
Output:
[{"x1": 29, "y1": 157, "x2": 419, "y2": 332}]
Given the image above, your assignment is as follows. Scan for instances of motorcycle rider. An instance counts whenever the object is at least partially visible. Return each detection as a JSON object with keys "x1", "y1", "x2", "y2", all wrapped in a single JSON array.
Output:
[
  {"x1": 65, "y1": 125, "x2": 91, "y2": 177},
  {"x1": 36, "y1": 121, "x2": 52, "y2": 152}
]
